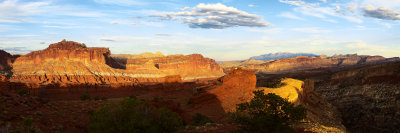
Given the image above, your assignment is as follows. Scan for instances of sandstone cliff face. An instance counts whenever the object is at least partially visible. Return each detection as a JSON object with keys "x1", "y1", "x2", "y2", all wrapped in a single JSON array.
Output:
[
  {"x1": 207, "y1": 68, "x2": 256, "y2": 112},
  {"x1": 340, "y1": 56, "x2": 362, "y2": 66},
  {"x1": 192, "y1": 68, "x2": 345, "y2": 132},
  {"x1": 242, "y1": 56, "x2": 338, "y2": 73},
  {"x1": 120, "y1": 54, "x2": 224, "y2": 80},
  {"x1": 315, "y1": 62, "x2": 400, "y2": 132},
  {"x1": 191, "y1": 68, "x2": 257, "y2": 122},
  {"x1": 220, "y1": 54, "x2": 390, "y2": 73},
  {"x1": 0, "y1": 50, "x2": 12, "y2": 73},
  {"x1": 10, "y1": 40, "x2": 224, "y2": 86}
]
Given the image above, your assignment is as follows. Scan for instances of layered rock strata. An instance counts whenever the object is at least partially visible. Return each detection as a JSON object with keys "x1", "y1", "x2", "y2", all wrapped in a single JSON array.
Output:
[
  {"x1": 9, "y1": 40, "x2": 224, "y2": 86},
  {"x1": 220, "y1": 54, "x2": 389, "y2": 73}
]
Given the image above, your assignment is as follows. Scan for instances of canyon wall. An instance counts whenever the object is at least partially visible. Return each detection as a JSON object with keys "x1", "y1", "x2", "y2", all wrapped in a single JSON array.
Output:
[
  {"x1": 315, "y1": 62, "x2": 400, "y2": 132},
  {"x1": 8, "y1": 40, "x2": 224, "y2": 86},
  {"x1": 220, "y1": 54, "x2": 391, "y2": 73}
]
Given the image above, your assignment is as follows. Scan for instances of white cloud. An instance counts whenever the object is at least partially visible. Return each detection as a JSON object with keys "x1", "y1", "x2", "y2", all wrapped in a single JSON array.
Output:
[
  {"x1": 248, "y1": 4, "x2": 255, "y2": 7},
  {"x1": 292, "y1": 27, "x2": 331, "y2": 33},
  {"x1": 152, "y1": 3, "x2": 270, "y2": 29},
  {"x1": 361, "y1": 0, "x2": 400, "y2": 9},
  {"x1": 279, "y1": 12, "x2": 305, "y2": 20},
  {"x1": 0, "y1": 0, "x2": 107, "y2": 23},
  {"x1": 279, "y1": 0, "x2": 305, "y2": 6},
  {"x1": 319, "y1": 0, "x2": 327, "y2": 3},
  {"x1": 362, "y1": 6, "x2": 400, "y2": 20},
  {"x1": 0, "y1": 0, "x2": 49, "y2": 22},
  {"x1": 281, "y1": 0, "x2": 364, "y2": 23}
]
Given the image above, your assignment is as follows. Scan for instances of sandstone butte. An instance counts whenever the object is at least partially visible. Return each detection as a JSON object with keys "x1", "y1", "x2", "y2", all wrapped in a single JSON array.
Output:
[
  {"x1": 9, "y1": 40, "x2": 225, "y2": 86},
  {"x1": 219, "y1": 54, "x2": 388, "y2": 73},
  {"x1": 192, "y1": 68, "x2": 346, "y2": 132}
]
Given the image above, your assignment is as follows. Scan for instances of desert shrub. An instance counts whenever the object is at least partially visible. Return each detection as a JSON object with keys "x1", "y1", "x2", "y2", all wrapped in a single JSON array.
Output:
[
  {"x1": 191, "y1": 113, "x2": 214, "y2": 126},
  {"x1": 100, "y1": 97, "x2": 107, "y2": 101},
  {"x1": 20, "y1": 117, "x2": 41, "y2": 133},
  {"x1": 94, "y1": 96, "x2": 100, "y2": 101},
  {"x1": 256, "y1": 78, "x2": 287, "y2": 88},
  {"x1": 338, "y1": 82, "x2": 354, "y2": 88},
  {"x1": 229, "y1": 90, "x2": 307, "y2": 133},
  {"x1": 18, "y1": 90, "x2": 29, "y2": 96},
  {"x1": 186, "y1": 98, "x2": 193, "y2": 105},
  {"x1": 80, "y1": 93, "x2": 91, "y2": 101},
  {"x1": 88, "y1": 96, "x2": 183, "y2": 133},
  {"x1": 216, "y1": 81, "x2": 223, "y2": 86}
]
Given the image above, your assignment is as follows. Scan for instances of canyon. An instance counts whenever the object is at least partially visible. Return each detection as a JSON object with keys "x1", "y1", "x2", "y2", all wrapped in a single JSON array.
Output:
[{"x1": 0, "y1": 40, "x2": 399, "y2": 132}]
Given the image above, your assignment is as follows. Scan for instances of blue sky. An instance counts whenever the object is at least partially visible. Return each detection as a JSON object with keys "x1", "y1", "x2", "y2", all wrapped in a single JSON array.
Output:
[{"x1": 0, "y1": 0, "x2": 399, "y2": 61}]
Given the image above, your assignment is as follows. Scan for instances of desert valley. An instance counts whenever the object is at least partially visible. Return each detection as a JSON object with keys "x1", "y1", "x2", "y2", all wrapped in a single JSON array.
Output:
[
  {"x1": 0, "y1": 40, "x2": 399, "y2": 132},
  {"x1": 1, "y1": 0, "x2": 400, "y2": 132}
]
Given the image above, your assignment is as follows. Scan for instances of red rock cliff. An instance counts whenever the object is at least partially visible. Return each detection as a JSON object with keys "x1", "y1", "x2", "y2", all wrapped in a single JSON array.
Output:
[
  {"x1": 193, "y1": 68, "x2": 256, "y2": 112},
  {"x1": 121, "y1": 54, "x2": 224, "y2": 80},
  {"x1": 10, "y1": 40, "x2": 224, "y2": 85}
]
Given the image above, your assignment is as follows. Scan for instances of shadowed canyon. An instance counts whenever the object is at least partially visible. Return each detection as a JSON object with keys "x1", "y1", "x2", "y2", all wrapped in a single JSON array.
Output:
[{"x1": 0, "y1": 40, "x2": 399, "y2": 133}]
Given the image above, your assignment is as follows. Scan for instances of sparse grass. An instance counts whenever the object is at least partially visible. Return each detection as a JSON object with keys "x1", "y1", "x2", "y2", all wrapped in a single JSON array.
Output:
[
  {"x1": 186, "y1": 98, "x2": 193, "y2": 105},
  {"x1": 256, "y1": 78, "x2": 287, "y2": 88},
  {"x1": 191, "y1": 113, "x2": 214, "y2": 126},
  {"x1": 101, "y1": 97, "x2": 107, "y2": 101},
  {"x1": 94, "y1": 96, "x2": 100, "y2": 101},
  {"x1": 80, "y1": 93, "x2": 91, "y2": 101},
  {"x1": 18, "y1": 90, "x2": 30, "y2": 96}
]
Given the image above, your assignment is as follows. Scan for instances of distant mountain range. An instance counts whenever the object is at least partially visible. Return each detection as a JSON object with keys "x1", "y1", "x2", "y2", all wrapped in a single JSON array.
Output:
[{"x1": 249, "y1": 52, "x2": 318, "y2": 61}]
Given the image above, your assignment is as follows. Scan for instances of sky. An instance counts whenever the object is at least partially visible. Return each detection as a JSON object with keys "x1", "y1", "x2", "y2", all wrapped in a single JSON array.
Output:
[{"x1": 0, "y1": 0, "x2": 399, "y2": 61}]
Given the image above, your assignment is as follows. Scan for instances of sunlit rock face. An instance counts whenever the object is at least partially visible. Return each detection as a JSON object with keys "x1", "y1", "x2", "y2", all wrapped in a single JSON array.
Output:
[
  {"x1": 10, "y1": 40, "x2": 224, "y2": 86},
  {"x1": 259, "y1": 79, "x2": 346, "y2": 132},
  {"x1": 219, "y1": 54, "x2": 389, "y2": 73}
]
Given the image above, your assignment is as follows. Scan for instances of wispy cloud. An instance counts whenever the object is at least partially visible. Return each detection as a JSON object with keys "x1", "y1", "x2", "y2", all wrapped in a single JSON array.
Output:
[
  {"x1": 280, "y1": 0, "x2": 363, "y2": 23},
  {"x1": 292, "y1": 27, "x2": 331, "y2": 33},
  {"x1": 279, "y1": 0, "x2": 305, "y2": 6},
  {"x1": 155, "y1": 33, "x2": 172, "y2": 37},
  {"x1": 362, "y1": 6, "x2": 400, "y2": 20},
  {"x1": 0, "y1": 0, "x2": 49, "y2": 23},
  {"x1": 279, "y1": 12, "x2": 304, "y2": 20},
  {"x1": 152, "y1": 3, "x2": 270, "y2": 29}
]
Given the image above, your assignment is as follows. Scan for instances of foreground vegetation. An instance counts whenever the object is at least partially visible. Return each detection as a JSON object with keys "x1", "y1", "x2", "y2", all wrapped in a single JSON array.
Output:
[
  {"x1": 88, "y1": 96, "x2": 183, "y2": 133},
  {"x1": 230, "y1": 90, "x2": 307, "y2": 133}
]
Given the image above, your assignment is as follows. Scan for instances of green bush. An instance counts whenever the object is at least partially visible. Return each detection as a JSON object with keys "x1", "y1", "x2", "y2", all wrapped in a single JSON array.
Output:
[
  {"x1": 100, "y1": 97, "x2": 107, "y2": 101},
  {"x1": 186, "y1": 98, "x2": 193, "y2": 105},
  {"x1": 80, "y1": 93, "x2": 91, "y2": 101},
  {"x1": 229, "y1": 90, "x2": 307, "y2": 133},
  {"x1": 94, "y1": 96, "x2": 100, "y2": 101},
  {"x1": 191, "y1": 113, "x2": 213, "y2": 126},
  {"x1": 18, "y1": 90, "x2": 29, "y2": 96},
  {"x1": 256, "y1": 78, "x2": 287, "y2": 88},
  {"x1": 88, "y1": 96, "x2": 183, "y2": 133}
]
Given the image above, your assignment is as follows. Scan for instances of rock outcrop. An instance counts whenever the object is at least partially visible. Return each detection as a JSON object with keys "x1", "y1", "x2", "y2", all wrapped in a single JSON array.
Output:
[
  {"x1": 0, "y1": 50, "x2": 13, "y2": 80},
  {"x1": 207, "y1": 68, "x2": 256, "y2": 112},
  {"x1": 315, "y1": 62, "x2": 400, "y2": 132},
  {"x1": 259, "y1": 79, "x2": 346, "y2": 132},
  {"x1": 117, "y1": 54, "x2": 224, "y2": 81},
  {"x1": 219, "y1": 54, "x2": 391, "y2": 73},
  {"x1": 0, "y1": 50, "x2": 12, "y2": 73},
  {"x1": 10, "y1": 40, "x2": 224, "y2": 86}
]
